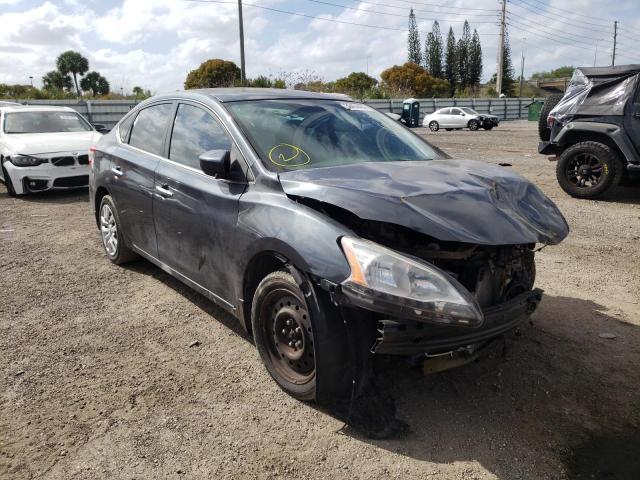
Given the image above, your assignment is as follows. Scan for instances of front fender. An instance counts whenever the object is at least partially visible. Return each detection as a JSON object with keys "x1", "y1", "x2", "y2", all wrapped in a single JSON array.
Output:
[{"x1": 555, "y1": 121, "x2": 635, "y2": 164}]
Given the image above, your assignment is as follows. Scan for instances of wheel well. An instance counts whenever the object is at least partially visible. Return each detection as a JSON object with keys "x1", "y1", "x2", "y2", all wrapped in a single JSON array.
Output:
[
  {"x1": 559, "y1": 131, "x2": 625, "y2": 164},
  {"x1": 94, "y1": 186, "x2": 109, "y2": 227},
  {"x1": 242, "y1": 252, "x2": 288, "y2": 336}
]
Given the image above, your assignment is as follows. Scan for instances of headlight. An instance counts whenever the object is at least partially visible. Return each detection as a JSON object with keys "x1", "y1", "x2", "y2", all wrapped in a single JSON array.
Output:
[
  {"x1": 340, "y1": 237, "x2": 483, "y2": 327},
  {"x1": 7, "y1": 155, "x2": 46, "y2": 167}
]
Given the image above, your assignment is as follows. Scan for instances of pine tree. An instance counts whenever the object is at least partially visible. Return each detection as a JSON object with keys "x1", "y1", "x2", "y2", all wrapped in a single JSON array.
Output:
[
  {"x1": 445, "y1": 27, "x2": 457, "y2": 96},
  {"x1": 456, "y1": 20, "x2": 471, "y2": 90},
  {"x1": 501, "y1": 30, "x2": 516, "y2": 95},
  {"x1": 425, "y1": 21, "x2": 444, "y2": 79},
  {"x1": 468, "y1": 29, "x2": 483, "y2": 90},
  {"x1": 407, "y1": 9, "x2": 422, "y2": 65}
]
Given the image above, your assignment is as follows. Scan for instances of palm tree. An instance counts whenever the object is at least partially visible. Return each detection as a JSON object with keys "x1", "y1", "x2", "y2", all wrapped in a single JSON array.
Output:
[{"x1": 56, "y1": 51, "x2": 89, "y2": 97}]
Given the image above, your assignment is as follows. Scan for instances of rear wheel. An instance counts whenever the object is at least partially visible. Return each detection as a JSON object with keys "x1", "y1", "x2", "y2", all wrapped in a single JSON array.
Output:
[
  {"x1": 1, "y1": 165, "x2": 17, "y2": 197},
  {"x1": 468, "y1": 119, "x2": 480, "y2": 131},
  {"x1": 539, "y1": 94, "x2": 563, "y2": 141},
  {"x1": 428, "y1": 121, "x2": 439, "y2": 132},
  {"x1": 99, "y1": 195, "x2": 138, "y2": 264},
  {"x1": 556, "y1": 142, "x2": 623, "y2": 198}
]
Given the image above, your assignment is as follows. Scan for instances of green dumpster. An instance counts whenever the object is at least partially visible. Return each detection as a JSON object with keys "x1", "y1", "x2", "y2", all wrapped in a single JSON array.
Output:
[{"x1": 526, "y1": 100, "x2": 544, "y2": 121}]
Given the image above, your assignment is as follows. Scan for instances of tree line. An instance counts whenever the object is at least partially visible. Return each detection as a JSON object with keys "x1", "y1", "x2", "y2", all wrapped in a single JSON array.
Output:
[{"x1": 1, "y1": 50, "x2": 152, "y2": 100}]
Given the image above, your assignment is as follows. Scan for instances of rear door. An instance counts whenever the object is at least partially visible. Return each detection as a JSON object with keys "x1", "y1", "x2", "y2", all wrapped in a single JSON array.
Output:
[
  {"x1": 438, "y1": 108, "x2": 452, "y2": 126},
  {"x1": 153, "y1": 102, "x2": 248, "y2": 305},
  {"x1": 109, "y1": 102, "x2": 174, "y2": 257}
]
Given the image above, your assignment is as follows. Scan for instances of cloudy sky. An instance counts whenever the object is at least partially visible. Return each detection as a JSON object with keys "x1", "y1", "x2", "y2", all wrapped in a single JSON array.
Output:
[{"x1": 0, "y1": 0, "x2": 638, "y2": 94}]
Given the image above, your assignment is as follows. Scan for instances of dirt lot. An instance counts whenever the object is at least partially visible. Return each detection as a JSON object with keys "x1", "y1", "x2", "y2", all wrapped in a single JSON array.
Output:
[{"x1": 1, "y1": 120, "x2": 639, "y2": 480}]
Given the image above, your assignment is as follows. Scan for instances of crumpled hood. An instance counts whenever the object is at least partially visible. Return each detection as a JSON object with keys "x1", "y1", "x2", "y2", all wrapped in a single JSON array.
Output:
[
  {"x1": 279, "y1": 160, "x2": 569, "y2": 245},
  {"x1": 2, "y1": 131, "x2": 100, "y2": 155}
]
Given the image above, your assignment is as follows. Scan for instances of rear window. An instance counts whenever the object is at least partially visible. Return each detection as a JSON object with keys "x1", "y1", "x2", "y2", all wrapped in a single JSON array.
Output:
[
  {"x1": 128, "y1": 103, "x2": 174, "y2": 156},
  {"x1": 4, "y1": 111, "x2": 92, "y2": 134}
]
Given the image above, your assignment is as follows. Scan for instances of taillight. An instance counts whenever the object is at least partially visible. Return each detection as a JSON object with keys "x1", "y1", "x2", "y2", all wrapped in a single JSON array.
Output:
[{"x1": 88, "y1": 146, "x2": 96, "y2": 167}]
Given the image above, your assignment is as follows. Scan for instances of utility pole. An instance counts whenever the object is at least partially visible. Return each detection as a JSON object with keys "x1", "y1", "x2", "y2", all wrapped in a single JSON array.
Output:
[
  {"x1": 496, "y1": 0, "x2": 507, "y2": 96},
  {"x1": 366, "y1": 56, "x2": 371, "y2": 76},
  {"x1": 593, "y1": 42, "x2": 598, "y2": 67},
  {"x1": 519, "y1": 37, "x2": 526, "y2": 98},
  {"x1": 238, "y1": 0, "x2": 246, "y2": 84},
  {"x1": 611, "y1": 20, "x2": 618, "y2": 66}
]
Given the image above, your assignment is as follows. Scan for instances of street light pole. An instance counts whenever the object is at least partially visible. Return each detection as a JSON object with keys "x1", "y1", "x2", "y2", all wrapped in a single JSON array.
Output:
[
  {"x1": 29, "y1": 76, "x2": 33, "y2": 87},
  {"x1": 238, "y1": 0, "x2": 246, "y2": 84}
]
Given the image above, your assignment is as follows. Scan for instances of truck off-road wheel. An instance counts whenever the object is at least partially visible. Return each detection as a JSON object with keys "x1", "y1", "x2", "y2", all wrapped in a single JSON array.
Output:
[
  {"x1": 251, "y1": 271, "x2": 316, "y2": 401},
  {"x1": 468, "y1": 119, "x2": 480, "y2": 131},
  {"x1": 1, "y1": 165, "x2": 17, "y2": 197},
  {"x1": 556, "y1": 142, "x2": 623, "y2": 198},
  {"x1": 428, "y1": 121, "x2": 439, "y2": 132},
  {"x1": 538, "y1": 94, "x2": 563, "y2": 141},
  {"x1": 99, "y1": 195, "x2": 138, "y2": 264}
]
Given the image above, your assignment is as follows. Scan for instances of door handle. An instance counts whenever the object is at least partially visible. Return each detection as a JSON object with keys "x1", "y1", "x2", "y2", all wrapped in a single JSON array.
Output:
[
  {"x1": 111, "y1": 165, "x2": 123, "y2": 177},
  {"x1": 634, "y1": 112, "x2": 640, "y2": 119},
  {"x1": 155, "y1": 185, "x2": 173, "y2": 198}
]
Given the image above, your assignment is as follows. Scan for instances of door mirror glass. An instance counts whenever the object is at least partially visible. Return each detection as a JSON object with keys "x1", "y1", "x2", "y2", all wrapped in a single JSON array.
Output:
[
  {"x1": 460, "y1": 112, "x2": 465, "y2": 116},
  {"x1": 200, "y1": 150, "x2": 230, "y2": 177}
]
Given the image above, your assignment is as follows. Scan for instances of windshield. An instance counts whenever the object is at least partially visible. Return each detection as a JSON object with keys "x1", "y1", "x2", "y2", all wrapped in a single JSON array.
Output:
[
  {"x1": 226, "y1": 99, "x2": 441, "y2": 171},
  {"x1": 461, "y1": 108, "x2": 478, "y2": 115},
  {"x1": 4, "y1": 111, "x2": 93, "y2": 134}
]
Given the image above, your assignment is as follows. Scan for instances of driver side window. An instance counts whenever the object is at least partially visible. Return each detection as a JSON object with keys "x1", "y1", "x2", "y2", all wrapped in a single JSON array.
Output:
[{"x1": 169, "y1": 104, "x2": 231, "y2": 170}]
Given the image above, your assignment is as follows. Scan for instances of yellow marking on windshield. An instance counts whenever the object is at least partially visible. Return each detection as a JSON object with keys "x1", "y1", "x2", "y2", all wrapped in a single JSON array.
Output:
[{"x1": 268, "y1": 143, "x2": 311, "y2": 168}]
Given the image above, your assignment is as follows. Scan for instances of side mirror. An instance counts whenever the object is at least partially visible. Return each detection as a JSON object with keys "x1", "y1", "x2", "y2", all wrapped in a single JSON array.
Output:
[
  {"x1": 199, "y1": 149, "x2": 230, "y2": 177},
  {"x1": 460, "y1": 112, "x2": 465, "y2": 116}
]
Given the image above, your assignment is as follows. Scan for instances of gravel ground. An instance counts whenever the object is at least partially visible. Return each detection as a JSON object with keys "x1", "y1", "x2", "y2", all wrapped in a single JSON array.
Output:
[{"x1": 1, "y1": 120, "x2": 639, "y2": 480}]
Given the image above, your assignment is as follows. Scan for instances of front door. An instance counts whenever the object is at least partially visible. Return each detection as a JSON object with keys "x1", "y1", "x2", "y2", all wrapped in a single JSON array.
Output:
[
  {"x1": 153, "y1": 102, "x2": 247, "y2": 304},
  {"x1": 109, "y1": 102, "x2": 174, "y2": 257}
]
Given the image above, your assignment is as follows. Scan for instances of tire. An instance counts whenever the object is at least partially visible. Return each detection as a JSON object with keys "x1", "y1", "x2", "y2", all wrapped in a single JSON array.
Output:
[
  {"x1": 1, "y1": 164, "x2": 17, "y2": 197},
  {"x1": 556, "y1": 142, "x2": 623, "y2": 199},
  {"x1": 468, "y1": 119, "x2": 480, "y2": 131},
  {"x1": 251, "y1": 271, "x2": 317, "y2": 400},
  {"x1": 483, "y1": 125, "x2": 494, "y2": 131},
  {"x1": 428, "y1": 121, "x2": 439, "y2": 132},
  {"x1": 98, "y1": 195, "x2": 138, "y2": 264},
  {"x1": 538, "y1": 94, "x2": 563, "y2": 141}
]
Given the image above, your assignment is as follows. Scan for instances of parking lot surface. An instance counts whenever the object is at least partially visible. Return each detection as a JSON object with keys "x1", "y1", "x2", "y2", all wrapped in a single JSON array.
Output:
[{"x1": 1, "y1": 121, "x2": 639, "y2": 479}]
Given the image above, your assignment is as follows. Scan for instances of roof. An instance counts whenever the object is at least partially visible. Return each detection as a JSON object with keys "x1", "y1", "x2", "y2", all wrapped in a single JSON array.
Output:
[
  {"x1": 578, "y1": 64, "x2": 640, "y2": 78},
  {"x1": 182, "y1": 87, "x2": 353, "y2": 103},
  {"x1": 0, "y1": 105, "x2": 77, "y2": 113}
]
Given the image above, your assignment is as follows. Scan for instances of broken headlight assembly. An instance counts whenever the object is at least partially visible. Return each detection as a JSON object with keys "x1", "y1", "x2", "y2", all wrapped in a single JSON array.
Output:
[
  {"x1": 7, "y1": 154, "x2": 46, "y2": 167},
  {"x1": 340, "y1": 236, "x2": 484, "y2": 327}
]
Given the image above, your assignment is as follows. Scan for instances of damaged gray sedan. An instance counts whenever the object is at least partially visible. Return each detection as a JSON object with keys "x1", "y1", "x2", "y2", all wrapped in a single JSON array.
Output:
[{"x1": 89, "y1": 88, "x2": 568, "y2": 436}]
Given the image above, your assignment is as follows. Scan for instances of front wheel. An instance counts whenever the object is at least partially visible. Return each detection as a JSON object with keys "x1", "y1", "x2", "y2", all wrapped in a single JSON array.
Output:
[
  {"x1": 251, "y1": 271, "x2": 317, "y2": 400},
  {"x1": 468, "y1": 119, "x2": 480, "y2": 131},
  {"x1": 483, "y1": 125, "x2": 494, "y2": 131},
  {"x1": 556, "y1": 142, "x2": 623, "y2": 198},
  {"x1": 1, "y1": 165, "x2": 17, "y2": 197},
  {"x1": 428, "y1": 121, "x2": 439, "y2": 132},
  {"x1": 99, "y1": 195, "x2": 139, "y2": 264}
]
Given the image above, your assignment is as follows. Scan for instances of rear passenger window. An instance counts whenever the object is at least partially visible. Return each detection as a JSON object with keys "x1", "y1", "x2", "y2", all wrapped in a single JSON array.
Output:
[
  {"x1": 440, "y1": 108, "x2": 451, "y2": 115},
  {"x1": 169, "y1": 104, "x2": 231, "y2": 170},
  {"x1": 129, "y1": 103, "x2": 174, "y2": 156}
]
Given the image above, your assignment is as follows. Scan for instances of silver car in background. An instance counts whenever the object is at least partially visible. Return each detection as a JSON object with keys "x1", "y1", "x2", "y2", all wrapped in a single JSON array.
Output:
[{"x1": 422, "y1": 107, "x2": 500, "y2": 132}]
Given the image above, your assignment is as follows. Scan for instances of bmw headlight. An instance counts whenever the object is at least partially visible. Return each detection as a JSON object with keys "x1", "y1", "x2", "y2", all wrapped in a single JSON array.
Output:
[
  {"x1": 7, "y1": 155, "x2": 46, "y2": 167},
  {"x1": 340, "y1": 237, "x2": 484, "y2": 327}
]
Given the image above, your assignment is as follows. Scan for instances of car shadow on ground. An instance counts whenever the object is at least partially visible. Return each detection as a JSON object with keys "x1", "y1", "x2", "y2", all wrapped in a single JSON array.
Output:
[
  {"x1": 119, "y1": 258, "x2": 640, "y2": 479},
  {"x1": 0, "y1": 187, "x2": 89, "y2": 205},
  {"x1": 599, "y1": 184, "x2": 640, "y2": 205}
]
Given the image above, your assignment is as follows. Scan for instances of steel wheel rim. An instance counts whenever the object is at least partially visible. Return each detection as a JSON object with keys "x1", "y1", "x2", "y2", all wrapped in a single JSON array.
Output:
[
  {"x1": 260, "y1": 288, "x2": 315, "y2": 385},
  {"x1": 100, "y1": 204, "x2": 118, "y2": 257},
  {"x1": 566, "y1": 153, "x2": 604, "y2": 189}
]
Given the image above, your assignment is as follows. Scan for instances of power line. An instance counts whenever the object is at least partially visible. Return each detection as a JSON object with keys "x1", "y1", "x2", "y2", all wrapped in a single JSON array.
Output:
[
  {"x1": 185, "y1": 0, "x2": 501, "y2": 35},
  {"x1": 332, "y1": 0, "x2": 500, "y2": 18},
  {"x1": 509, "y1": 0, "x2": 612, "y2": 35},
  {"x1": 507, "y1": 11, "x2": 605, "y2": 42},
  {"x1": 386, "y1": 0, "x2": 498, "y2": 13},
  {"x1": 303, "y1": 0, "x2": 499, "y2": 24},
  {"x1": 508, "y1": 20, "x2": 593, "y2": 50},
  {"x1": 514, "y1": 0, "x2": 612, "y2": 27}
]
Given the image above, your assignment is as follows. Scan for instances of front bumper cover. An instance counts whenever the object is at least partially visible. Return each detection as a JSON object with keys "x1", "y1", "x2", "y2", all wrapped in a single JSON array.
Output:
[{"x1": 538, "y1": 141, "x2": 559, "y2": 156}]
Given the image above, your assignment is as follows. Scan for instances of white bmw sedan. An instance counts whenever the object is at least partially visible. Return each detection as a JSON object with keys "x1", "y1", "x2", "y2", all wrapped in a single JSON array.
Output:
[{"x1": 0, "y1": 106, "x2": 102, "y2": 196}]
